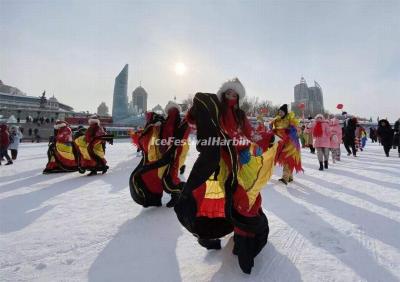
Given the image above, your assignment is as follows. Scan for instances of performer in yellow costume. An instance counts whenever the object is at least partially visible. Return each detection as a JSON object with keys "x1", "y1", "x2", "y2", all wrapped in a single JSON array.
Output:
[{"x1": 270, "y1": 104, "x2": 303, "y2": 185}]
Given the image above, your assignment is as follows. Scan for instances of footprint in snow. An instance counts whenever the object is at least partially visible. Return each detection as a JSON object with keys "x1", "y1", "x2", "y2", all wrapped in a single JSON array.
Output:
[
  {"x1": 35, "y1": 263, "x2": 47, "y2": 270},
  {"x1": 64, "y1": 259, "x2": 74, "y2": 265}
]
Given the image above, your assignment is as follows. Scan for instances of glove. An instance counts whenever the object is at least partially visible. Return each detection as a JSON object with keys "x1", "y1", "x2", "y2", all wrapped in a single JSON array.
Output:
[{"x1": 239, "y1": 149, "x2": 251, "y2": 165}]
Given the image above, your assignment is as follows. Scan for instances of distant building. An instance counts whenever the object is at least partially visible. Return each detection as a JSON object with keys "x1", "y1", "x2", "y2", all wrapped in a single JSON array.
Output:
[
  {"x1": 0, "y1": 81, "x2": 74, "y2": 122},
  {"x1": 132, "y1": 86, "x2": 148, "y2": 114},
  {"x1": 291, "y1": 77, "x2": 324, "y2": 117},
  {"x1": 152, "y1": 104, "x2": 163, "y2": 114},
  {"x1": 97, "y1": 102, "x2": 109, "y2": 116},
  {"x1": 112, "y1": 64, "x2": 129, "y2": 122}
]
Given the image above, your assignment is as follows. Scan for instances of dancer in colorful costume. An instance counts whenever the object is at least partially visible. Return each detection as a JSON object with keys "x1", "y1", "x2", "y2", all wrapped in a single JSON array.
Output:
[
  {"x1": 270, "y1": 104, "x2": 303, "y2": 185},
  {"x1": 43, "y1": 120, "x2": 78, "y2": 173},
  {"x1": 129, "y1": 102, "x2": 190, "y2": 208},
  {"x1": 74, "y1": 115, "x2": 113, "y2": 176},
  {"x1": 175, "y1": 79, "x2": 277, "y2": 274}
]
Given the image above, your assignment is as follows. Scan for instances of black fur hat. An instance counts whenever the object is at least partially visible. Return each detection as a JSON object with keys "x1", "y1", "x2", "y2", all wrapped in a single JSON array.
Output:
[{"x1": 279, "y1": 104, "x2": 288, "y2": 115}]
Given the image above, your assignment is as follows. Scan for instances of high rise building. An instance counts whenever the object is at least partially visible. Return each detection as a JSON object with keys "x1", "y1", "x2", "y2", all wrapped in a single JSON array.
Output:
[
  {"x1": 132, "y1": 85, "x2": 148, "y2": 114},
  {"x1": 291, "y1": 77, "x2": 325, "y2": 117},
  {"x1": 112, "y1": 64, "x2": 129, "y2": 121}
]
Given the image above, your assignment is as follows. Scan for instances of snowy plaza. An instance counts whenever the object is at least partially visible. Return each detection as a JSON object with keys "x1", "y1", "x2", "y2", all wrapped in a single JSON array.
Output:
[{"x1": 1, "y1": 140, "x2": 399, "y2": 282}]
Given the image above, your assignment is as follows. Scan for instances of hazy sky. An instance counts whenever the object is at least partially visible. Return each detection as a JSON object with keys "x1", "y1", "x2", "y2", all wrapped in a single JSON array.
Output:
[{"x1": 1, "y1": 0, "x2": 399, "y2": 121}]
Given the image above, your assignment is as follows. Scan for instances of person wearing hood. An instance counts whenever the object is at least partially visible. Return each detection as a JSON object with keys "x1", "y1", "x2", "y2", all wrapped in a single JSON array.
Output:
[
  {"x1": 8, "y1": 125, "x2": 23, "y2": 160},
  {"x1": 329, "y1": 117, "x2": 342, "y2": 162},
  {"x1": 174, "y1": 79, "x2": 277, "y2": 274},
  {"x1": 271, "y1": 104, "x2": 303, "y2": 185},
  {"x1": 312, "y1": 114, "x2": 331, "y2": 170},
  {"x1": 377, "y1": 119, "x2": 394, "y2": 157},
  {"x1": 43, "y1": 120, "x2": 78, "y2": 173},
  {"x1": 0, "y1": 124, "x2": 13, "y2": 166}
]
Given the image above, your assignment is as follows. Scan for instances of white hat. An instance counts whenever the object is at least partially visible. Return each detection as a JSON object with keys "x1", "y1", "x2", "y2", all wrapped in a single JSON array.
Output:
[
  {"x1": 165, "y1": 101, "x2": 182, "y2": 113},
  {"x1": 216, "y1": 78, "x2": 246, "y2": 107},
  {"x1": 54, "y1": 120, "x2": 67, "y2": 129},
  {"x1": 89, "y1": 115, "x2": 100, "y2": 125}
]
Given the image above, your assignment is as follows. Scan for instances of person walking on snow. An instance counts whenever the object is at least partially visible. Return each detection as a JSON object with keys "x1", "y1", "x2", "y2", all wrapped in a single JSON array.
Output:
[
  {"x1": 0, "y1": 124, "x2": 13, "y2": 166},
  {"x1": 304, "y1": 117, "x2": 315, "y2": 154},
  {"x1": 8, "y1": 126, "x2": 23, "y2": 160},
  {"x1": 329, "y1": 117, "x2": 342, "y2": 162},
  {"x1": 312, "y1": 114, "x2": 331, "y2": 170},
  {"x1": 393, "y1": 118, "x2": 400, "y2": 157},
  {"x1": 342, "y1": 113, "x2": 357, "y2": 157},
  {"x1": 377, "y1": 119, "x2": 394, "y2": 157}
]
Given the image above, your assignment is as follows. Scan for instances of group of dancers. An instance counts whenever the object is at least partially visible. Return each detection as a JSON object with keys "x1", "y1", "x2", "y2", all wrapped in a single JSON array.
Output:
[
  {"x1": 42, "y1": 115, "x2": 113, "y2": 175},
  {"x1": 129, "y1": 78, "x2": 303, "y2": 274}
]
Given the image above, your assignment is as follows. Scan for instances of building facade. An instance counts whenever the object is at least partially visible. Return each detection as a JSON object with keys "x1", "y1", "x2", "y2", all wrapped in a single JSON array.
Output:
[
  {"x1": 132, "y1": 86, "x2": 148, "y2": 114},
  {"x1": 112, "y1": 64, "x2": 129, "y2": 122},
  {"x1": 291, "y1": 77, "x2": 325, "y2": 118}
]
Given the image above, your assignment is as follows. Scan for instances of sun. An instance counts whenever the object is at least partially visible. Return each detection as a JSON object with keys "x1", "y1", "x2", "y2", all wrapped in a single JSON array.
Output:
[{"x1": 174, "y1": 62, "x2": 187, "y2": 76}]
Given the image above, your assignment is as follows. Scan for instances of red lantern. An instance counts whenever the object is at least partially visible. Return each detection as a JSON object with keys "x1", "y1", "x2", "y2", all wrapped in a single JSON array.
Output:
[
  {"x1": 298, "y1": 103, "x2": 305, "y2": 110},
  {"x1": 336, "y1": 104, "x2": 344, "y2": 110}
]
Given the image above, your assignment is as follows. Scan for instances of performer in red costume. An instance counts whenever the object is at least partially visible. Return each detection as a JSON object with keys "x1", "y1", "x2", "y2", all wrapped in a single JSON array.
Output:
[
  {"x1": 74, "y1": 115, "x2": 113, "y2": 176},
  {"x1": 130, "y1": 102, "x2": 190, "y2": 207},
  {"x1": 175, "y1": 79, "x2": 278, "y2": 274},
  {"x1": 43, "y1": 120, "x2": 78, "y2": 173}
]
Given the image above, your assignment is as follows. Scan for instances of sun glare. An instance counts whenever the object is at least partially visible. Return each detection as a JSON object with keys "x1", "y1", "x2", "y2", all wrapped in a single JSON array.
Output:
[{"x1": 174, "y1": 62, "x2": 187, "y2": 76}]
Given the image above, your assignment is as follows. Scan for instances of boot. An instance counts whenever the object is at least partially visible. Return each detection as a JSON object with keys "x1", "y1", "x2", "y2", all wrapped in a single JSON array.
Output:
[
  {"x1": 278, "y1": 178, "x2": 288, "y2": 185},
  {"x1": 233, "y1": 234, "x2": 255, "y2": 274},
  {"x1": 5, "y1": 161, "x2": 13, "y2": 166},
  {"x1": 166, "y1": 193, "x2": 180, "y2": 208},
  {"x1": 143, "y1": 197, "x2": 162, "y2": 208},
  {"x1": 87, "y1": 170, "x2": 97, "y2": 176},
  {"x1": 102, "y1": 165, "x2": 109, "y2": 174},
  {"x1": 198, "y1": 238, "x2": 221, "y2": 250},
  {"x1": 324, "y1": 160, "x2": 328, "y2": 169},
  {"x1": 319, "y1": 162, "x2": 323, "y2": 171}
]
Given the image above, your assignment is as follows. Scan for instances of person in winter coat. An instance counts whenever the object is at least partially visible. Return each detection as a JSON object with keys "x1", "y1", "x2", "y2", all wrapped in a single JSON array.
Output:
[
  {"x1": 312, "y1": 114, "x2": 331, "y2": 170},
  {"x1": 369, "y1": 127, "x2": 377, "y2": 143},
  {"x1": 304, "y1": 117, "x2": 315, "y2": 154},
  {"x1": 0, "y1": 124, "x2": 13, "y2": 165},
  {"x1": 8, "y1": 126, "x2": 23, "y2": 160},
  {"x1": 329, "y1": 117, "x2": 342, "y2": 162},
  {"x1": 360, "y1": 126, "x2": 367, "y2": 150},
  {"x1": 342, "y1": 113, "x2": 357, "y2": 157},
  {"x1": 393, "y1": 118, "x2": 400, "y2": 157},
  {"x1": 377, "y1": 119, "x2": 394, "y2": 157}
]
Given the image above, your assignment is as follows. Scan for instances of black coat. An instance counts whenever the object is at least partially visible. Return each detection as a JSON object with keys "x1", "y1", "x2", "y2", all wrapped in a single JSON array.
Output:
[
  {"x1": 343, "y1": 118, "x2": 356, "y2": 141},
  {"x1": 377, "y1": 120, "x2": 394, "y2": 146}
]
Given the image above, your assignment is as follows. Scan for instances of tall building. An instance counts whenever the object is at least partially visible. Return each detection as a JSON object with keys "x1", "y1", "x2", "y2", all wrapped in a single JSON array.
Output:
[
  {"x1": 112, "y1": 64, "x2": 129, "y2": 121},
  {"x1": 132, "y1": 85, "x2": 148, "y2": 114},
  {"x1": 291, "y1": 77, "x2": 325, "y2": 117}
]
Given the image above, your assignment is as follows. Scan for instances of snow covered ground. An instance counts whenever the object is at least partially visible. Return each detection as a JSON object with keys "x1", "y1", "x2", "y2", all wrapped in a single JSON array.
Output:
[{"x1": 1, "y1": 140, "x2": 399, "y2": 282}]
